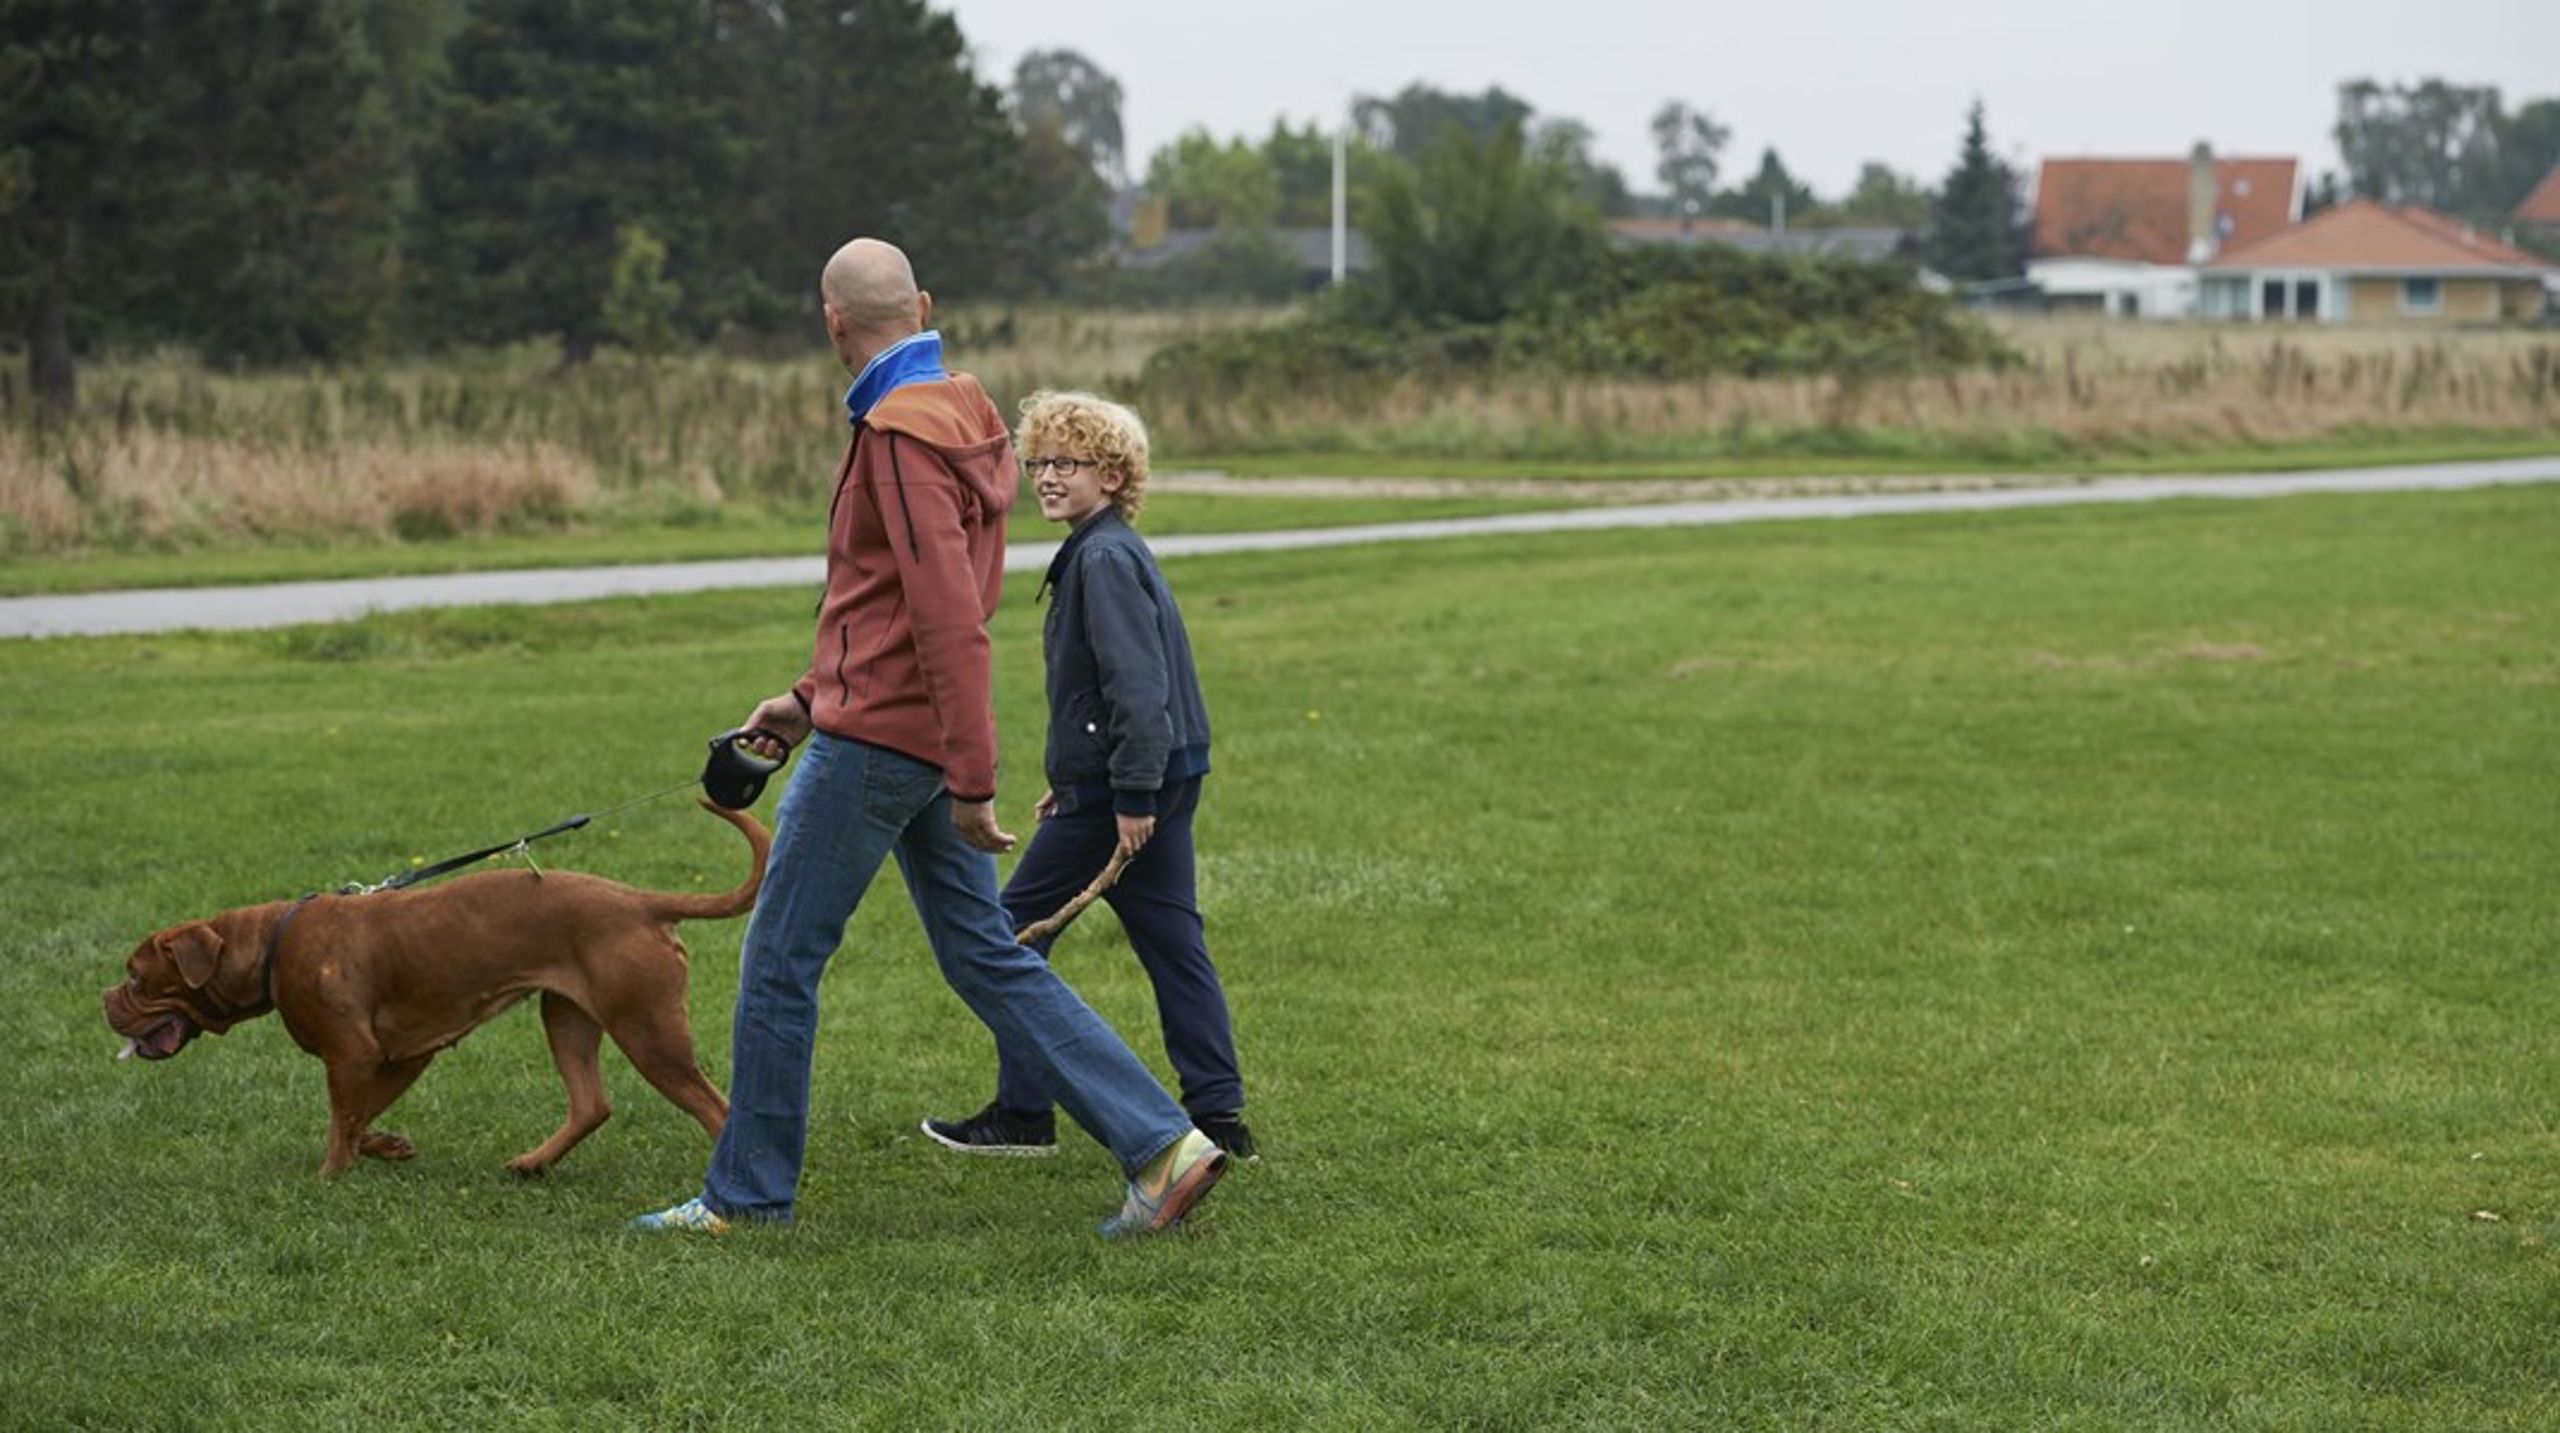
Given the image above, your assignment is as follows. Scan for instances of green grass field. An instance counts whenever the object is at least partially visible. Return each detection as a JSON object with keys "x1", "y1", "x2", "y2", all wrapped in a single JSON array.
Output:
[{"x1": 5, "y1": 487, "x2": 2556, "y2": 1427}]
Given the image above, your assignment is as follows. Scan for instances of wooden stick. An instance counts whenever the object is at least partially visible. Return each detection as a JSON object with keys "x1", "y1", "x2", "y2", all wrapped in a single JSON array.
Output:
[{"x1": 1014, "y1": 847, "x2": 1132, "y2": 945}]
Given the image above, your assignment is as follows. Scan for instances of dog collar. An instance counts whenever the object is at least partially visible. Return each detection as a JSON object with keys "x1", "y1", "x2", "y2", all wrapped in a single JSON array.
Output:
[{"x1": 262, "y1": 893, "x2": 319, "y2": 1011}]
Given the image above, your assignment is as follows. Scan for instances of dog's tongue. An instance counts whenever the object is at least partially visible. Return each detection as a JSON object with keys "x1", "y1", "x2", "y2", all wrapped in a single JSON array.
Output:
[{"x1": 122, "y1": 1018, "x2": 189, "y2": 1061}]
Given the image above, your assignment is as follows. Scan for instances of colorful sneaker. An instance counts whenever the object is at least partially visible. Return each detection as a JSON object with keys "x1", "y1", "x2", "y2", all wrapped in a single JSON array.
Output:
[
  {"x1": 1196, "y1": 1111, "x2": 1259, "y2": 1163},
  {"x1": 1099, "y1": 1130, "x2": 1229, "y2": 1239},
  {"x1": 921, "y1": 1101, "x2": 1058, "y2": 1157},
  {"x1": 628, "y1": 1196, "x2": 729, "y2": 1235}
]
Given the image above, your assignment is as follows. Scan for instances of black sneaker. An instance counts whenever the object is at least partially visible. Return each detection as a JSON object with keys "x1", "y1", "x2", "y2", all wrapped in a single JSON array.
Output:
[
  {"x1": 1195, "y1": 1112, "x2": 1258, "y2": 1163},
  {"x1": 921, "y1": 1102, "x2": 1057, "y2": 1157}
]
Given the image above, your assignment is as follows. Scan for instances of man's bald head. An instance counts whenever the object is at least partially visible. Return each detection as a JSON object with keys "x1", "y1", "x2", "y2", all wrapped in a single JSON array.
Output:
[{"x1": 822, "y1": 238, "x2": 924, "y2": 334}]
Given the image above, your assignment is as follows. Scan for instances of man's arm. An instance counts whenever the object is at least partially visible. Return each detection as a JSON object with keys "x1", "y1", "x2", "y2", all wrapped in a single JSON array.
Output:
[{"x1": 873, "y1": 436, "x2": 1011, "y2": 852}]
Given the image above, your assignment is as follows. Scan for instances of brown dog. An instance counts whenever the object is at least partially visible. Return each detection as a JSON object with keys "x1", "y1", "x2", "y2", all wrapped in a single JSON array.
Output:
[{"x1": 104, "y1": 800, "x2": 766, "y2": 1179}]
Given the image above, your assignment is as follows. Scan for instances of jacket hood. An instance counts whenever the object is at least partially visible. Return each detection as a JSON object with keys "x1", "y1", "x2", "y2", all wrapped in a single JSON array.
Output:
[{"x1": 866, "y1": 374, "x2": 1016, "y2": 513}]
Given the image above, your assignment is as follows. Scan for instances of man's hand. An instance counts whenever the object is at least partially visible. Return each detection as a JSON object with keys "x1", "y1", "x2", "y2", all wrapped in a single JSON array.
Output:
[
  {"x1": 952, "y1": 798, "x2": 1017, "y2": 854},
  {"x1": 739, "y1": 694, "x2": 811, "y2": 759},
  {"x1": 1033, "y1": 788, "x2": 1058, "y2": 822},
  {"x1": 1115, "y1": 812, "x2": 1156, "y2": 860}
]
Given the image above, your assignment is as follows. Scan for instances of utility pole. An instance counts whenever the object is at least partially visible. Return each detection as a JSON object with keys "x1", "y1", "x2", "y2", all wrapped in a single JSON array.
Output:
[{"x1": 1332, "y1": 120, "x2": 1348, "y2": 284}]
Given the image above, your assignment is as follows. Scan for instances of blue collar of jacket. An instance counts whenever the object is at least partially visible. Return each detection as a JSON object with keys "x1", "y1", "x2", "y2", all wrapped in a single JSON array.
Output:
[
  {"x1": 1040, "y1": 506, "x2": 1125, "y2": 602},
  {"x1": 843, "y1": 331, "x2": 947, "y2": 425}
]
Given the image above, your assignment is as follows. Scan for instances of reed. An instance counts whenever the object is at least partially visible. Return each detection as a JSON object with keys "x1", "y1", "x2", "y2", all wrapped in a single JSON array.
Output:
[{"x1": 4, "y1": 311, "x2": 2551, "y2": 558}]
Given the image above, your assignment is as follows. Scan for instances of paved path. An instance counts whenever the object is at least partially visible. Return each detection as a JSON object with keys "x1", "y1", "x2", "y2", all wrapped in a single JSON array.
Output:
[{"x1": 5, "y1": 457, "x2": 2554, "y2": 640}]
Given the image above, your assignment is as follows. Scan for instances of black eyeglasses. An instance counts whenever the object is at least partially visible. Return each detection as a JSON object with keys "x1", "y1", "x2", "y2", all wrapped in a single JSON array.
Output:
[{"x1": 1022, "y1": 457, "x2": 1094, "y2": 478}]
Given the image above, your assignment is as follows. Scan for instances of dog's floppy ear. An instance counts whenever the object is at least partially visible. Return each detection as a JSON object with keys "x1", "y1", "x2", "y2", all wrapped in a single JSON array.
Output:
[{"x1": 162, "y1": 924, "x2": 226, "y2": 989}]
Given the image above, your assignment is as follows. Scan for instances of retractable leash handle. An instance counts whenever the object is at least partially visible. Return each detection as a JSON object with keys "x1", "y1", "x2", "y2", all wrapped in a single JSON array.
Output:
[{"x1": 701, "y1": 728, "x2": 788, "y2": 810}]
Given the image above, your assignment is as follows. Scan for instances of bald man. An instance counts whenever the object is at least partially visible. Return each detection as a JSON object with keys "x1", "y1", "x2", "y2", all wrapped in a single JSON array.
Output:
[{"x1": 632, "y1": 239, "x2": 1230, "y2": 1239}]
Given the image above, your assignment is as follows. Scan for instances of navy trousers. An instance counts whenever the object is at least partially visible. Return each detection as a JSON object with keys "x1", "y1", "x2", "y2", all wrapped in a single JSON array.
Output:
[{"x1": 994, "y1": 777, "x2": 1245, "y2": 1120}]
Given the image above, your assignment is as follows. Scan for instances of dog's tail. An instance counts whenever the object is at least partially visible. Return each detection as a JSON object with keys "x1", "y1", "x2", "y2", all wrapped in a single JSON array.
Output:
[{"x1": 645, "y1": 799, "x2": 772, "y2": 924}]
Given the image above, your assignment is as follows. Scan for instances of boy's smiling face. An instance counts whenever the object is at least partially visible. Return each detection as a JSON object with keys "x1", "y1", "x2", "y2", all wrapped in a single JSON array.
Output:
[{"x1": 1027, "y1": 452, "x2": 1124, "y2": 526}]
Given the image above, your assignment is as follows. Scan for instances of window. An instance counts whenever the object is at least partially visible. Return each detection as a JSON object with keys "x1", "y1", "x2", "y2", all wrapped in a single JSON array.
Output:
[
  {"x1": 2261, "y1": 278, "x2": 2287, "y2": 317},
  {"x1": 2402, "y1": 276, "x2": 2442, "y2": 314},
  {"x1": 2293, "y1": 279, "x2": 2319, "y2": 319}
]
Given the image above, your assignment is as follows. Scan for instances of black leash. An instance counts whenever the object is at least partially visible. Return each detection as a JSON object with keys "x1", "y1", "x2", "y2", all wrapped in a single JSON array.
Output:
[
  {"x1": 250, "y1": 730, "x2": 788, "y2": 1015},
  {"x1": 360, "y1": 776, "x2": 703, "y2": 893},
  {"x1": 350, "y1": 729, "x2": 785, "y2": 895}
]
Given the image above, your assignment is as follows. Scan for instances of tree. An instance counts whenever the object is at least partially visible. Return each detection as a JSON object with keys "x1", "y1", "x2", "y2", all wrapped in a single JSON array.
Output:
[
  {"x1": 1365, "y1": 120, "x2": 1607, "y2": 326},
  {"x1": 0, "y1": 1, "x2": 153, "y2": 411},
  {"x1": 1, "y1": 0, "x2": 396, "y2": 409},
  {"x1": 1712, "y1": 147, "x2": 1819, "y2": 226},
  {"x1": 2335, "y1": 78, "x2": 2505, "y2": 214},
  {"x1": 1649, "y1": 101, "x2": 1729, "y2": 222},
  {"x1": 1354, "y1": 82, "x2": 1534, "y2": 163},
  {"x1": 141, "y1": 0, "x2": 402, "y2": 362},
  {"x1": 1832, "y1": 163, "x2": 1932, "y2": 229},
  {"x1": 1532, "y1": 118, "x2": 1637, "y2": 218},
  {"x1": 1011, "y1": 47, "x2": 1124, "y2": 187},
  {"x1": 1258, "y1": 119, "x2": 1338, "y2": 227},
  {"x1": 2498, "y1": 98, "x2": 2560, "y2": 213},
  {"x1": 2300, "y1": 170, "x2": 2346, "y2": 219},
  {"x1": 423, "y1": 0, "x2": 745, "y2": 362},
  {"x1": 712, "y1": 0, "x2": 1043, "y2": 316},
  {"x1": 1143, "y1": 129, "x2": 1280, "y2": 230},
  {"x1": 1926, "y1": 101, "x2": 2026, "y2": 282}
]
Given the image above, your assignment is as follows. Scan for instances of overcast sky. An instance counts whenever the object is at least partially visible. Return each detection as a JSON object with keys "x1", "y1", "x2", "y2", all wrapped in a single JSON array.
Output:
[{"x1": 934, "y1": 0, "x2": 2560, "y2": 197}]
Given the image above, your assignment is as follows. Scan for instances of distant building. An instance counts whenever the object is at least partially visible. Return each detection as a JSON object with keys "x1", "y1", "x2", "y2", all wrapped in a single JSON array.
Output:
[
  {"x1": 1604, "y1": 216, "x2": 1917, "y2": 263},
  {"x1": 2516, "y1": 166, "x2": 2560, "y2": 243},
  {"x1": 2198, "y1": 199, "x2": 2553, "y2": 323},
  {"x1": 2025, "y1": 146, "x2": 2299, "y2": 318}
]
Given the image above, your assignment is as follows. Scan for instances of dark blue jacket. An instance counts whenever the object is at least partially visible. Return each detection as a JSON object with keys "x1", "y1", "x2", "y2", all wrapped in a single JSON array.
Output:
[{"x1": 1038, "y1": 508, "x2": 1210, "y2": 816}]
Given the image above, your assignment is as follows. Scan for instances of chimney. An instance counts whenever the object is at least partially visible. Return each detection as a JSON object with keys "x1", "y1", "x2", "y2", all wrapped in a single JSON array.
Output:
[{"x1": 2187, "y1": 141, "x2": 2217, "y2": 263}]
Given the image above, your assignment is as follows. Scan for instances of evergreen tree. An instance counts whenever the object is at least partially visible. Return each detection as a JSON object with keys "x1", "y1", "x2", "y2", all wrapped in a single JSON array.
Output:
[
  {"x1": 142, "y1": 0, "x2": 402, "y2": 361},
  {"x1": 422, "y1": 0, "x2": 744, "y2": 361},
  {"x1": 717, "y1": 0, "x2": 1043, "y2": 316},
  {"x1": 1926, "y1": 101, "x2": 2025, "y2": 282},
  {"x1": 1712, "y1": 147, "x2": 1820, "y2": 226},
  {"x1": 2, "y1": 2, "x2": 170, "y2": 410}
]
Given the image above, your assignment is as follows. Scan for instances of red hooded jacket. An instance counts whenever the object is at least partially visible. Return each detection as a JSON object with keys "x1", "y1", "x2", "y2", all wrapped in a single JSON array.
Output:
[{"x1": 792, "y1": 374, "x2": 1017, "y2": 801}]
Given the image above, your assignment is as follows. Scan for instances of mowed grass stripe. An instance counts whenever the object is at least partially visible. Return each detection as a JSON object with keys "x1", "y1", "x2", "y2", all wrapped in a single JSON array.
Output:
[{"x1": 2, "y1": 487, "x2": 2554, "y2": 1427}]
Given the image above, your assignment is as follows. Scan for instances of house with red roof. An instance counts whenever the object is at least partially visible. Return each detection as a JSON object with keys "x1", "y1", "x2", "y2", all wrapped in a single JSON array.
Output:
[
  {"x1": 2517, "y1": 165, "x2": 2560, "y2": 243},
  {"x1": 2025, "y1": 145, "x2": 2298, "y2": 318},
  {"x1": 2197, "y1": 198, "x2": 2553, "y2": 323}
]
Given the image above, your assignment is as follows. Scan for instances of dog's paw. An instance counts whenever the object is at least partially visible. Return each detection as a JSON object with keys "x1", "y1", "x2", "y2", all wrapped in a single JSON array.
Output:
[
  {"x1": 358, "y1": 1131, "x2": 416, "y2": 1162},
  {"x1": 503, "y1": 1153, "x2": 553, "y2": 1179}
]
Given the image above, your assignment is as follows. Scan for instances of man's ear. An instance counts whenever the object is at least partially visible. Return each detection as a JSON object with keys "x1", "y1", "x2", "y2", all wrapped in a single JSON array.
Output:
[
  {"x1": 916, "y1": 289, "x2": 933, "y2": 328},
  {"x1": 163, "y1": 924, "x2": 226, "y2": 989}
]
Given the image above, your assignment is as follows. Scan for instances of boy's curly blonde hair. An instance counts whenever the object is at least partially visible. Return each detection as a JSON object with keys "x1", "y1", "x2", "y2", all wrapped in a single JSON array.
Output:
[{"x1": 1016, "y1": 390, "x2": 1151, "y2": 521}]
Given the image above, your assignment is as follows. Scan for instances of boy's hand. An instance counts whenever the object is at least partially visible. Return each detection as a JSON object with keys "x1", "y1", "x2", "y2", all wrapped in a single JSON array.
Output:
[
  {"x1": 1115, "y1": 813, "x2": 1155, "y2": 859},
  {"x1": 953, "y1": 799, "x2": 1017, "y2": 854},
  {"x1": 1034, "y1": 789, "x2": 1058, "y2": 821}
]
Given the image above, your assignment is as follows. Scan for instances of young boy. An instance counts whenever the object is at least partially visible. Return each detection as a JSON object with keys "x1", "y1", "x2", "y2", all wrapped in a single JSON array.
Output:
[{"x1": 922, "y1": 391, "x2": 1255, "y2": 1161}]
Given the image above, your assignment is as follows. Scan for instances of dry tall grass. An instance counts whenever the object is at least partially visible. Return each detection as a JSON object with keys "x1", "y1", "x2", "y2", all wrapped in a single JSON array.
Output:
[
  {"x1": 4, "y1": 309, "x2": 2553, "y2": 557},
  {"x1": 1145, "y1": 316, "x2": 2560, "y2": 459}
]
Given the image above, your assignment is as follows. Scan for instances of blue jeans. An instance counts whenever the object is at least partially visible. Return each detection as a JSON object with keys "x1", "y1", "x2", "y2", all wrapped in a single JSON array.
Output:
[
  {"x1": 701, "y1": 732, "x2": 1192, "y2": 1221},
  {"x1": 995, "y1": 777, "x2": 1243, "y2": 1119}
]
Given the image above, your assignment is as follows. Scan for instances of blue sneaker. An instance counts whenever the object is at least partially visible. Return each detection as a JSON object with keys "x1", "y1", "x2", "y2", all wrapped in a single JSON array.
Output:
[
  {"x1": 1099, "y1": 1130, "x2": 1229, "y2": 1239},
  {"x1": 628, "y1": 1196, "x2": 729, "y2": 1235}
]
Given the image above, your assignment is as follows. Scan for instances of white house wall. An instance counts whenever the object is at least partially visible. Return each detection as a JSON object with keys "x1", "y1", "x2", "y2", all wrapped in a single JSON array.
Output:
[{"x1": 2025, "y1": 258, "x2": 2199, "y2": 318}]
